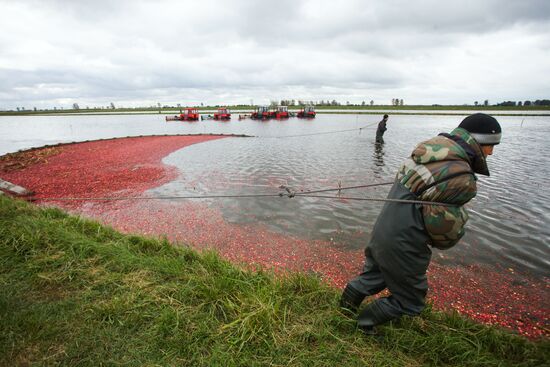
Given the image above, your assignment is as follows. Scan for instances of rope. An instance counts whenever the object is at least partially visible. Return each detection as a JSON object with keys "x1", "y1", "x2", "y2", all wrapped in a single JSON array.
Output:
[
  {"x1": 295, "y1": 194, "x2": 458, "y2": 207},
  {"x1": 30, "y1": 182, "x2": 394, "y2": 202},
  {"x1": 292, "y1": 181, "x2": 393, "y2": 195},
  {"x1": 29, "y1": 181, "x2": 457, "y2": 206},
  {"x1": 258, "y1": 121, "x2": 379, "y2": 139},
  {"x1": 31, "y1": 193, "x2": 456, "y2": 206}
]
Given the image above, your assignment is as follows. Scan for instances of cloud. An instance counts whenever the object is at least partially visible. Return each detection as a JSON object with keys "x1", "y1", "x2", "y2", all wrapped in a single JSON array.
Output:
[{"x1": 0, "y1": 0, "x2": 549, "y2": 108}]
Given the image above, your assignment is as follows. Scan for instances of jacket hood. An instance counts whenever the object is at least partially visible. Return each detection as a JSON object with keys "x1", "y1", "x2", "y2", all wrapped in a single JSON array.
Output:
[{"x1": 411, "y1": 127, "x2": 490, "y2": 176}]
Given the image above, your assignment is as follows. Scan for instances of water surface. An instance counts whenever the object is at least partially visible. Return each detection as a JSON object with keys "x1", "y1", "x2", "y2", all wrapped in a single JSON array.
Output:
[{"x1": 1, "y1": 113, "x2": 549, "y2": 277}]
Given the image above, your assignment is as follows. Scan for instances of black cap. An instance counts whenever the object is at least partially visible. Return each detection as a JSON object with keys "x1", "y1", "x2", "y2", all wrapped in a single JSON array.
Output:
[{"x1": 458, "y1": 113, "x2": 502, "y2": 145}]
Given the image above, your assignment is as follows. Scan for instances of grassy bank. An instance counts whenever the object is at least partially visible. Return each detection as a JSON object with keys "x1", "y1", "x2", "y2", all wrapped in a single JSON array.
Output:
[
  {"x1": 0, "y1": 195, "x2": 548, "y2": 366},
  {"x1": 1, "y1": 104, "x2": 549, "y2": 117}
]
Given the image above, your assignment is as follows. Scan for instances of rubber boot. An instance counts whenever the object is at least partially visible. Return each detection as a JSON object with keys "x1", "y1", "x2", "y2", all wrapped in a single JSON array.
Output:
[
  {"x1": 339, "y1": 285, "x2": 365, "y2": 314},
  {"x1": 359, "y1": 325, "x2": 377, "y2": 336},
  {"x1": 355, "y1": 308, "x2": 377, "y2": 336},
  {"x1": 357, "y1": 299, "x2": 400, "y2": 329},
  {"x1": 357, "y1": 301, "x2": 397, "y2": 336}
]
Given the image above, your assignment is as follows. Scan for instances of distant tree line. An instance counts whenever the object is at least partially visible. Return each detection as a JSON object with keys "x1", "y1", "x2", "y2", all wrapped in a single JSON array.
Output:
[
  {"x1": 495, "y1": 99, "x2": 550, "y2": 107},
  {"x1": 278, "y1": 99, "x2": 402, "y2": 106},
  {"x1": 9, "y1": 98, "x2": 550, "y2": 113},
  {"x1": 473, "y1": 100, "x2": 489, "y2": 106}
]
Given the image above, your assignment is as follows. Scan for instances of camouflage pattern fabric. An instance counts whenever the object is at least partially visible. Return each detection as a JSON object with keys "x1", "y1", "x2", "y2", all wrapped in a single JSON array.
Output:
[{"x1": 396, "y1": 127, "x2": 486, "y2": 249}]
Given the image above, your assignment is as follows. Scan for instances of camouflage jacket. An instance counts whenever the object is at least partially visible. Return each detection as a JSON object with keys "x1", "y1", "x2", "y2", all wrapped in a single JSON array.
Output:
[{"x1": 395, "y1": 128, "x2": 489, "y2": 249}]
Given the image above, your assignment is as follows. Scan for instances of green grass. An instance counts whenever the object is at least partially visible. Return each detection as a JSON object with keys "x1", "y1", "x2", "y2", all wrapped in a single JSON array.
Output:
[{"x1": 0, "y1": 195, "x2": 548, "y2": 366}]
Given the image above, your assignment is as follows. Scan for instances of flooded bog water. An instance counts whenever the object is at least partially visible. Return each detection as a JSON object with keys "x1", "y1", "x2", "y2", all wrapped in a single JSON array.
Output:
[
  {"x1": 1, "y1": 113, "x2": 549, "y2": 277},
  {"x1": 145, "y1": 114, "x2": 550, "y2": 279}
]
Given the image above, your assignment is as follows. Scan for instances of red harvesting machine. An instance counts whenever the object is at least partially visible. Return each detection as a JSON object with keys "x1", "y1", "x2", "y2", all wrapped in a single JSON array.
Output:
[
  {"x1": 251, "y1": 106, "x2": 270, "y2": 120},
  {"x1": 179, "y1": 108, "x2": 200, "y2": 121},
  {"x1": 270, "y1": 106, "x2": 290, "y2": 119},
  {"x1": 213, "y1": 108, "x2": 231, "y2": 120},
  {"x1": 297, "y1": 105, "x2": 316, "y2": 118}
]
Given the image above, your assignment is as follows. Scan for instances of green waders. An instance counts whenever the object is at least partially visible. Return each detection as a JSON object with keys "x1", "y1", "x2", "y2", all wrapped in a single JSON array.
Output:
[{"x1": 343, "y1": 181, "x2": 432, "y2": 327}]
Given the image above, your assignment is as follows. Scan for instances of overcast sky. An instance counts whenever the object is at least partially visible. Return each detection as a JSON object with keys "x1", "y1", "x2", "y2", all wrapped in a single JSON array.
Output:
[{"x1": 1, "y1": 0, "x2": 549, "y2": 109}]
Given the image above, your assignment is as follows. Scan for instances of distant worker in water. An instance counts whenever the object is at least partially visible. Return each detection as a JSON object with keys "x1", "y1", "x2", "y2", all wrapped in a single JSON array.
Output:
[
  {"x1": 375, "y1": 114, "x2": 389, "y2": 143},
  {"x1": 341, "y1": 113, "x2": 502, "y2": 335}
]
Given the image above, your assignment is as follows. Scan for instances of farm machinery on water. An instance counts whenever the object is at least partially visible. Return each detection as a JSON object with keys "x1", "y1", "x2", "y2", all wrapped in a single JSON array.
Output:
[
  {"x1": 202, "y1": 108, "x2": 232, "y2": 121},
  {"x1": 165, "y1": 105, "x2": 316, "y2": 121},
  {"x1": 213, "y1": 107, "x2": 231, "y2": 120},
  {"x1": 249, "y1": 106, "x2": 271, "y2": 120},
  {"x1": 297, "y1": 105, "x2": 316, "y2": 118},
  {"x1": 269, "y1": 105, "x2": 290, "y2": 119},
  {"x1": 166, "y1": 108, "x2": 200, "y2": 121},
  {"x1": 240, "y1": 105, "x2": 301, "y2": 120}
]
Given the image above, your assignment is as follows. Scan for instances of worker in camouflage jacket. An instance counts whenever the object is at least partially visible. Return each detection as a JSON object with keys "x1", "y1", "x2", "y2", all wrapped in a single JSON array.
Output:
[{"x1": 340, "y1": 113, "x2": 502, "y2": 334}]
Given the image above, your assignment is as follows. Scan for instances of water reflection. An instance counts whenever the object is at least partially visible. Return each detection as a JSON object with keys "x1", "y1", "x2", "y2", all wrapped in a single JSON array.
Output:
[{"x1": 372, "y1": 142, "x2": 385, "y2": 172}]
